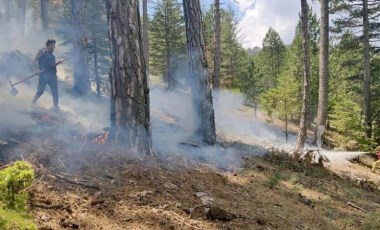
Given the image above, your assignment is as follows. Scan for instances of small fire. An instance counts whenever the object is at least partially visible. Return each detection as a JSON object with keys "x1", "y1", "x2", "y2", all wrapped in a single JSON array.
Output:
[{"x1": 92, "y1": 130, "x2": 110, "y2": 145}]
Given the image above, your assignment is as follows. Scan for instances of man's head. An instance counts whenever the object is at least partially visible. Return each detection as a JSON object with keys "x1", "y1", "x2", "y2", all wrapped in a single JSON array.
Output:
[{"x1": 46, "y1": 39, "x2": 56, "y2": 52}]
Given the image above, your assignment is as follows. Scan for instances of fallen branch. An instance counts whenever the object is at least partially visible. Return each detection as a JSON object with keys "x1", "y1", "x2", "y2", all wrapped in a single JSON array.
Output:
[
  {"x1": 33, "y1": 203, "x2": 64, "y2": 210},
  {"x1": 53, "y1": 174, "x2": 100, "y2": 190},
  {"x1": 347, "y1": 202, "x2": 368, "y2": 212}
]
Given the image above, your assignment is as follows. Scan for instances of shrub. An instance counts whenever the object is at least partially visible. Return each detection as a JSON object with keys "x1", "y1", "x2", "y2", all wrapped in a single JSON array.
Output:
[{"x1": 0, "y1": 161, "x2": 35, "y2": 210}]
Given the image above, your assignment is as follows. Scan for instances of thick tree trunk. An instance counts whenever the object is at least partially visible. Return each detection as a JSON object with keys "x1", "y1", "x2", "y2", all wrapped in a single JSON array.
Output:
[
  {"x1": 70, "y1": 0, "x2": 91, "y2": 95},
  {"x1": 213, "y1": 0, "x2": 221, "y2": 91},
  {"x1": 105, "y1": 0, "x2": 152, "y2": 154},
  {"x1": 41, "y1": 0, "x2": 49, "y2": 32},
  {"x1": 314, "y1": 0, "x2": 329, "y2": 147},
  {"x1": 17, "y1": 0, "x2": 26, "y2": 36},
  {"x1": 142, "y1": 0, "x2": 149, "y2": 80},
  {"x1": 362, "y1": 0, "x2": 372, "y2": 138},
  {"x1": 183, "y1": 0, "x2": 216, "y2": 145},
  {"x1": 295, "y1": 0, "x2": 311, "y2": 153}
]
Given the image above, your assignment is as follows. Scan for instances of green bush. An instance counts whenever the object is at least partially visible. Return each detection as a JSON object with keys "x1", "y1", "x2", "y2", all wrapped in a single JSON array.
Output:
[
  {"x1": 268, "y1": 172, "x2": 283, "y2": 189},
  {"x1": 0, "y1": 208, "x2": 38, "y2": 230},
  {"x1": 0, "y1": 161, "x2": 35, "y2": 210}
]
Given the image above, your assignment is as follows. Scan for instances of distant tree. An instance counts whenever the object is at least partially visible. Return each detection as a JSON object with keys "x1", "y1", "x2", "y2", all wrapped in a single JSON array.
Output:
[
  {"x1": 40, "y1": 0, "x2": 49, "y2": 32},
  {"x1": 105, "y1": 0, "x2": 152, "y2": 154},
  {"x1": 213, "y1": 0, "x2": 221, "y2": 91},
  {"x1": 149, "y1": 0, "x2": 185, "y2": 89},
  {"x1": 332, "y1": 0, "x2": 380, "y2": 138},
  {"x1": 17, "y1": 0, "x2": 26, "y2": 36},
  {"x1": 70, "y1": 0, "x2": 91, "y2": 95},
  {"x1": 84, "y1": 0, "x2": 110, "y2": 96},
  {"x1": 295, "y1": 0, "x2": 312, "y2": 153},
  {"x1": 256, "y1": 27, "x2": 286, "y2": 89},
  {"x1": 183, "y1": 0, "x2": 216, "y2": 145}
]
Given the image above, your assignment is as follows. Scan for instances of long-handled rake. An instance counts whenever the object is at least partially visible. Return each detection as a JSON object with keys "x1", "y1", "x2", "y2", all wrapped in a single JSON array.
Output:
[{"x1": 9, "y1": 59, "x2": 66, "y2": 96}]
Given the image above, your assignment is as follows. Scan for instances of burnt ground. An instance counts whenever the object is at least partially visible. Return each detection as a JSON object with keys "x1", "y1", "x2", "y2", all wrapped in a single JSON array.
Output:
[{"x1": 1, "y1": 108, "x2": 380, "y2": 230}]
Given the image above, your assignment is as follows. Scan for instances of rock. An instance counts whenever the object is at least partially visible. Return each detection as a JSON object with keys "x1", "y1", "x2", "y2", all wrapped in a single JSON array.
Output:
[
  {"x1": 206, "y1": 206, "x2": 234, "y2": 221},
  {"x1": 163, "y1": 182, "x2": 178, "y2": 190},
  {"x1": 195, "y1": 192, "x2": 214, "y2": 206}
]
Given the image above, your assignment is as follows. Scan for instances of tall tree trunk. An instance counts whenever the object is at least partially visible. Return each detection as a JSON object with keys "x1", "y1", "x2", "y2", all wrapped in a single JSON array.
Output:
[
  {"x1": 295, "y1": 0, "x2": 311, "y2": 153},
  {"x1": 363, "y1": 0, "x2": 372, "y2": 138},
  {"x1": 71, "y1": 0, "x2": 91, "y2": 95},
  {"x1": 314, "y1": 0, "x2": 329, "y2": 147},
  {"x1": 93, "y1": 36, "x2": 100, "y2": 97},
  {"x1": 142, "y1": 0, "x2": 149, "y2": 80},
  {"x1": 183, "y1": 0, "x2": 216, "y2": 145},
  {"x1": 105, "y1": 0, "x2": 152, "y2": 154},
  {"x1": 213, "y1": 0, "x2": 221, "y2": 91},
  {"x1": 41, "y1": 0, "x2": 49, "y2": 32},
  {"x1": 17, "y1": 0, "x2": 26, "y2": 36}
]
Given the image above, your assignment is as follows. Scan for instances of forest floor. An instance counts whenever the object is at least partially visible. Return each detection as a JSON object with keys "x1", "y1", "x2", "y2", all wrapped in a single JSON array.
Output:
[{"x1": 1, "y1": 105, "x2": 380, "y2": 230}]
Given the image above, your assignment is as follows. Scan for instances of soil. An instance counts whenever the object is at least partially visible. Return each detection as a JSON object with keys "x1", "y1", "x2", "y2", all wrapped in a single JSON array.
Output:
[{"x1": 1, "y1": 108, "x2": 380, "y2": 230}]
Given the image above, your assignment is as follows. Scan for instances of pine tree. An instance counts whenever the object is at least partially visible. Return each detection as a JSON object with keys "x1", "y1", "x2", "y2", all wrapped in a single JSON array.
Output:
[
  {"x1": 183, "y1": 0, "x2": 216, "y2": 145},
  {"x1": 149, "y1": 0, "x2": 186, "y2": 89},
  {"x1": 105, "y1": 0, "x2": 152, "y2": 154},
  {"x1": 255, "y1": 28, "x2": 286, "y2": 89},
  {"x1": 295, "y1": 0, "x2": 312, "y2": 153}
]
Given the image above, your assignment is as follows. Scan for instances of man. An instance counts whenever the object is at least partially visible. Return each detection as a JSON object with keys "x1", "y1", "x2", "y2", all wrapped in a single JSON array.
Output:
[{"x1": 32, "y1": 39, "x2": 62, "y2": 111}]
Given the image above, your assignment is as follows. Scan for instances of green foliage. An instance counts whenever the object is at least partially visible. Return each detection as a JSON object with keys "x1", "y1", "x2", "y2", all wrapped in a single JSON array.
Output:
[
  {"x1": 0, "y1": 161, "x2": 35, "y2": 210},
  {"x1": 267, "y1": 172, "x2": 283, "y2": 189},
  {"x1": 0, "y1": 208, "x2": 37, "y2": 230},
  {"x1": 203, "y1": 6, "x2": 249, "y2": 88},
  {"x1": 149, "y1": 0, "x2": 186, "y2": 88},
  {"x1": 255, "y1": 28, "x2": 286, "y2": 89},
  {"x1": 361, "y1": 213, "x2": 380, "y2": 230}
]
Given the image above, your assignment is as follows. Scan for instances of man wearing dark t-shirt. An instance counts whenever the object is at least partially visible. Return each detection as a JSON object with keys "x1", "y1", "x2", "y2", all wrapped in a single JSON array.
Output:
[{"x1": 32, "y1": 39, "x2": 62, "y2": 111}]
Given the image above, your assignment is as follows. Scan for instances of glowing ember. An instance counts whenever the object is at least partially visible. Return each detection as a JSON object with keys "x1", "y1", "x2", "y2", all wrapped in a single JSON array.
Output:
[{"x1": 92, "y1": 130, "x2": 110, "y2": 145}]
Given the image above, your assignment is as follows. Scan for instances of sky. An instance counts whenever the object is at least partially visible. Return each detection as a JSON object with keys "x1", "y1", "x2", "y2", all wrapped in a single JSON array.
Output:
[{"x1": 203, "y1": 0, "x2": 320, "y2": 48}]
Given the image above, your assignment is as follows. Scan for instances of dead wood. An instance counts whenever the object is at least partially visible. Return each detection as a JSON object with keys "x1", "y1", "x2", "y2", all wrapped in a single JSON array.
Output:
[
  {"x1": 33, "y1": 203, "x2": 64, "y2": 210},
  {"x1": 53, "y1": 174, "x2": 100, "y2": 190},
  {"x1": 347, "y1": 202, "x2": 368, "y2": 212}
]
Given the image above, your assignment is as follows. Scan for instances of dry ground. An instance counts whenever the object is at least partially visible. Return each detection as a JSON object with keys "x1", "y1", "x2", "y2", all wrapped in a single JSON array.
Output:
[{"x1": 0, "y1": 108, "x2": 380, "y2": 230}]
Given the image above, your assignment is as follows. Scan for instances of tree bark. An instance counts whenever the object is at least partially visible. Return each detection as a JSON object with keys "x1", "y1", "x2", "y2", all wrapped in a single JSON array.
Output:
[
  {"x1": 362, "y1": 0, "x2": 372, "y2": 138},
  {"x1": 183, "y1": 0, "x2": 216, "y2": 145},
  {"x1": 41, "y1": 0, "x2": 49, "y2": 32},
  {"x1": 105, "y1": 0, "x2": 152, "y2": 154},
  {"x1": 295, "y1": 0, "x2": 311, "y2": 153},
  {"x1": 314, "y1": 0, "x2": 329, "y2": 147},
  {"x1": 17, "y1": 0, "x2": 26, "y2": 36},
  {"x1": 142, "y1": 0, "x2": 149, "y2": 81},
  {"x1": 70, "y1": 0, "x2": 91, "y2": 95},
  {"x1": 213, "y1": 0, "x2": 221, "y2": 91}
]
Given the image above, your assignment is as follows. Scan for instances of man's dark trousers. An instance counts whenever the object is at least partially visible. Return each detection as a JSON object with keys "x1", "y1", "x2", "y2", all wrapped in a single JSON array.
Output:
[{"x1": 32, "y1": 74, "x2": 58, "y2": 107}]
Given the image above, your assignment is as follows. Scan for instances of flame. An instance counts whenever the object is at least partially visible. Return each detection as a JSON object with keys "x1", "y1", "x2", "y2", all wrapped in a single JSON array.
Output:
[{"x1": 92, "y1": 131, "x2": 110, "y2": 145}]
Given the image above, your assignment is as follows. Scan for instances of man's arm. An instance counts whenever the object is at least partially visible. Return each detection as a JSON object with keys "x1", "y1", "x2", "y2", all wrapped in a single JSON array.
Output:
[{"x1": 33, "y1": 49, "x2": 44, "y2": 72}]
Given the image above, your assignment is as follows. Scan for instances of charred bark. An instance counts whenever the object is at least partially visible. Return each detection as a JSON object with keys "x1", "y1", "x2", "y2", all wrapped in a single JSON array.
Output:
[
  {"x1": 295, "y1": 0, "x2": 311, "y2": 153},
  {"x1": 314, "y1": 0, "x2": 329, "y2": 147},
  {"x1": 106, "y1": 0, "x2": 152, "y2": 154},
  {"x1": 183, "y1": 0, "x2": 216, "y2": 145},
  {"x1": 363, "y1": 0, "x2": 372, "y2": 138},
  {"x1": 93, "y1": 36, "x2": 100, "y2": 97},
  {"x1": 70, "y1": 0, "x2": 91, "y2": 95}
]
